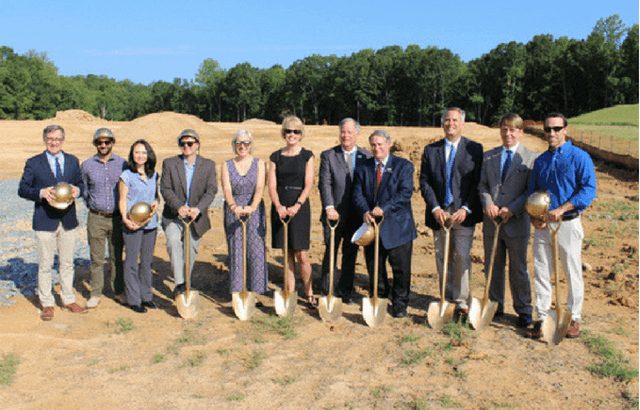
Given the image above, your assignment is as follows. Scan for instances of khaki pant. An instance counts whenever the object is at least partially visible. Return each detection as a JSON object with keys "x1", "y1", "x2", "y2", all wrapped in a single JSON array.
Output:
[
  {"x1": 87, "y1": 212, "x2": 124, "y2": 297},
  {"x1": 36, "y1": 225, "x2": 77, "y2": 307}
]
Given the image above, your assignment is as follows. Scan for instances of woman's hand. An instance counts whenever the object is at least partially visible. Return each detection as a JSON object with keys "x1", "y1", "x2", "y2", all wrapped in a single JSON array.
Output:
[
  {"x1": 287, "y1": 203, "x2": 301, "y2": 217},
  {"x1": 276, "y1": 205, "x2": 288, "y2": 219}
]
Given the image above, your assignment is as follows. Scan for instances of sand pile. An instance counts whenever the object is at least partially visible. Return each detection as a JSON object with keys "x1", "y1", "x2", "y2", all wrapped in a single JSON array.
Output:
[{"x1": 53, "y1": 110, "x2": 99, "y2": 122}]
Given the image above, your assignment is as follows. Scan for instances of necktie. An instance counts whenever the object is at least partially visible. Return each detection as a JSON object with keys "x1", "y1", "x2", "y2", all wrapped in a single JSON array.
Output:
[
  {"x1": 376, "y1": 162, "x2": 382, "y2": 194},
  {"x1": 501, "y1": 150, "x2": 512, "y2": 183},
  {"x1": 346, "y1": 152, "x2": 353, "y2": 178},
  {"x1": 55, "y1": 157, "x2": 63, "y2": 182},
  {"x1": 445, "y1": 144, "x2": 456, "y2": 206}
]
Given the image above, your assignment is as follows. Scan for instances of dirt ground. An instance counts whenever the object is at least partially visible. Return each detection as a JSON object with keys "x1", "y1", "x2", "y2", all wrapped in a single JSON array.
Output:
[{"x1": 0, "y1": 111, "x2": 638, "y2": 409}]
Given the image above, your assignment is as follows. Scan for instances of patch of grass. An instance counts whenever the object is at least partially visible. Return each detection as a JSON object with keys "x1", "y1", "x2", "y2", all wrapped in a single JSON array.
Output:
[
  {"x1": 622, "y1": 388, "x2": 639, "y2": 408},
  {"x1": 371, "y1": 385, "x2": 392, "y2": 398},
  {"x1": 440, "y1": 395, "x2": 462, "y2": 408},
  {"x1": 442, "y1": 321, "x2": 469, "y2": 347},
  {"x1": 245, "y1": 350, "x2": 266, "y2": 370},
  {"x1": 274, "y1": 375, "x2": 298, "y2": 385},
  {"x1": 226, "y1": 392, "x2": 245, "y2": 401},
  {"x1": 184, "y1": 351, "x2": 207, "y2": 368},
  {"x1": 108, "y1": 365, "x2": 129, "y2": 373},
  {"x1": 454, "y1": 368, "x2": 468, "y2": 380},
  {"x1": 583, "y1": 331, "x2": 639, "y2": 381},
  {"x1": 398, "y1": 333, "x2": 422, "y2": 345},
  {"x1": 400, "y1": 349, "x2": 432, "y2": 367},
  {"x1": 107, "y1": 317, "x2": 136, "y2": 334},
  {"x1": 87, "y1": 359, "x2": 99, "y2": 367},
  {"x1": 0, "y1": 354, "x2": 19, "y2": 386},
  {"x1": 605, "y1": 326, "x2": 629, "y2": 336},
  {"x1": 252, "y1": 315, "x2": 301, "y2": 339},
  {"x1": 403, "y1": 398, "x2": 428, "y2": 410},
  {"x1": 153, "y1": 355, "x2": 165, "y2": 364},
  {"x1": 217, "y1": 349, "x2": 230, "y2": 357}
]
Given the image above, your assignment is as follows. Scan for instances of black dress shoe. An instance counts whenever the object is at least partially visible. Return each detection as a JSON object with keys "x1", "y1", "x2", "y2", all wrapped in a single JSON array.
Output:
[
  {"x1": 494, "y1": 302, "x2": 505, "y2": 319},
  {"x1": 142, "y1": 300, "x2": 158, "y2": 309},
  {"x1": 517, "y1": 314, "x2": 533, "y2": 328},
  {"x1": 390, "y1": 305, "x2": 407, "y2": 318},
  {"x1": 342, "y1": 296, "x2": 354, "y2": 304},
  {"x1": 129, "y1": 304, "x2": 147, "y2": 313},
  {"x1": 174, "y1": 283, "x2": 185, "y2": 296}
]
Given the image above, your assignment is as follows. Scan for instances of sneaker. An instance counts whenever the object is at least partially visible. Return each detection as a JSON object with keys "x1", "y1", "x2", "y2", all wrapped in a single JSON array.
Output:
[
  {"x1": 86, "y1": 296, "x2": 101, "y2": 309},
  {"x1": 524, "y1": 320, "x2": 542, "y2": 339},
  {"x1": 566, "y1": 320, "x2": 580, "y2": 339}
]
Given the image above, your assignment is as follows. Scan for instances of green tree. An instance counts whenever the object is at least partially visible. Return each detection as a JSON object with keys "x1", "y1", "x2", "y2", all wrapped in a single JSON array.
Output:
[{"x1": 195, "y1": 58, "x2": 226, "y2": 121}]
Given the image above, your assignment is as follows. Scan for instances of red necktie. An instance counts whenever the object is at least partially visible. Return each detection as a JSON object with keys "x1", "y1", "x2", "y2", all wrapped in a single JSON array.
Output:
[{"x1": 376, "y1": 162, "x2": 382, "y2": 194}]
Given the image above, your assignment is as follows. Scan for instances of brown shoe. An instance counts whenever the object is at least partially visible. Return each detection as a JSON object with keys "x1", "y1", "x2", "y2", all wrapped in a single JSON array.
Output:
[
  {"x1": 566, "y1": 320, "x2": 580, "y2": 339},
  {"x1": 61, "y1": 302, "x2": 88, "y2": 314},
  {"x1": 525, "y1": 321, "x2": 542, "y2": 339},
  {"x1": 454, "y1": 307, "x2": 469, "y2": 324},
  {"x1": 40, "y1": 306, "x2": 54, "y2": 321}
]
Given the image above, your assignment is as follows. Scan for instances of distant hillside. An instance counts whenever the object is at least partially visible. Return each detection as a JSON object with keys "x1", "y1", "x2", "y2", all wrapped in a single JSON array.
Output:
[{"x1": 569, "y1": 104, "x2": 639, "y2": 142}]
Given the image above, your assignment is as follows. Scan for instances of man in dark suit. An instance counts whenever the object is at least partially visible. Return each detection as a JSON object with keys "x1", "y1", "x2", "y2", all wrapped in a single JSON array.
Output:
[
  {"x1": 18, "y1": 125, "x2": 87, "y2": 321},
  {"x1": 161, "y1": 129, "x2": 217, "y2": 297},
  {"x1": 419, "y1": 107, "x2": 483, "y2": 322},
  {"x1": 479, "y1": 113, "x2": 537, "y2": 328},
  {"x1": 318, "y1": 118, "x2": 372, "y2": 303},
  {"x1": 352, "y1": 130, "x2": 417, "y2": 318}
]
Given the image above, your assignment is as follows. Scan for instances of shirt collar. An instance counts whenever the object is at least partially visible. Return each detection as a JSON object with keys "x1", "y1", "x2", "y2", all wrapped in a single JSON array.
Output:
[
  {"x1": 375, "y1": 155, "x2": 390, "y2": 168},
  {"x1": 342, "y1": 146, "x2": 357, "y2": 155},
  {"x1": 503, "y1": 142, "x2": 519, "y2": 154}
]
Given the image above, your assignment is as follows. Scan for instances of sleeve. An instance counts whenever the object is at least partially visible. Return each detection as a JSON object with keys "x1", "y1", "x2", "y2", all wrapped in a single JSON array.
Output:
[
  {"x1": 17, "y1": 159, "x2": 40, "y2": 202},
  {"x1": 380, "y1": 160, "x2": 414, "y2": 216},
  {"x1": 478, "y1": 153, "x2": 492, "y2": 210},
  {"x1": 160, "y1": 159, "x2": 182, "y2": 212},
  {"x1": 318, "y1": 150, "x2": 334, "y2": 208},
  {"x1": 419, "y1": 146, "x2": 439, "y2": 212},
  {"x1": 194, "y1": 160, "x2": 218, "y2": 213},
  {"x1": 568, "y1": 151, "x2": 597, "y2": 211}
]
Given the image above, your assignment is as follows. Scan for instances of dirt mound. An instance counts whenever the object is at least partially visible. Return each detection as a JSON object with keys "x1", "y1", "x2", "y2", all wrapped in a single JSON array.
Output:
[
  {"x1": 53, "y1": 109, "x2": 98, "y2": 122},
  {"x1": 241, "y1": 118, "x2": 277, "y2": 126}
]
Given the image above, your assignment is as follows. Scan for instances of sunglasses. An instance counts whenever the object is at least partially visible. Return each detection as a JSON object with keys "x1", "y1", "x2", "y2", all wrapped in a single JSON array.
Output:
[
  {"x1": 544, "y1": 126, "x2": 565, "y2": 133},
  {"x1": 235, "y1": 141, "x2": 251, "y2": 146},
  {"x1": 179, "y1": 141, "x2": 196, "y2": 148},
  {"x1": 284, "y1": 128, "x2": 302, "y2": 135},
  {"x1": 95, "y1": 139, "x2": 113, "y2": 146}
]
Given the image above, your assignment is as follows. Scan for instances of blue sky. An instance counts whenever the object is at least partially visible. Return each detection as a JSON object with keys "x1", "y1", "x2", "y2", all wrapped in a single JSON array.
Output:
[{"x1": 3, "y1": 0, "x2": 638, "y2": 85}]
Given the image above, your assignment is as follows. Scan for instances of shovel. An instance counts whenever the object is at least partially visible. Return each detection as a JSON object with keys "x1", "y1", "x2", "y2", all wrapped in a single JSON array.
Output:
[
  {"x1": 469, "y1": 216, "x2": 504, "y2": 331},
  {"x1": 176, "y1": 217, "x2": 200, "y2": 319},
  {"x1": 542, "y1": 219, "x2": 572, "y2": 345},
  {"x1": 427, "y1": 217, "x2": 456, "y2": 331},
  {"x1": 232, "y1": 214, "x2": 257, "y2": 321},
  {"x1": 363, "y1": 216, "x2": 387, "y2": 328},
  {"x1": 275, "y1": 216, "x2": 297, "y2": 316},
  {"x1": 319, "y1": 216, "x2": 343, "y2": 322}
]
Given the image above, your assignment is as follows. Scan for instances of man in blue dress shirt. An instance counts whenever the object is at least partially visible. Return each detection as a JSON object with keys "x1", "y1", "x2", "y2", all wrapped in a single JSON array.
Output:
[{"x1": 526, "y1": 112, "x2": 597, "y2": 339}]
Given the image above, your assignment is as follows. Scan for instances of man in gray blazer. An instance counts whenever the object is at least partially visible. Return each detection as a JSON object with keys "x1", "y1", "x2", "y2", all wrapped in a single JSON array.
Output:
[
  {"x1": 318, "y1": 118, "x2": 372, "y2": 302},
  {"x1": 478, "y1": 113, "x2": 538, "y2": 328},
  {"x1": 161, "y1": 129, "x2": 217, "y2": 297}
]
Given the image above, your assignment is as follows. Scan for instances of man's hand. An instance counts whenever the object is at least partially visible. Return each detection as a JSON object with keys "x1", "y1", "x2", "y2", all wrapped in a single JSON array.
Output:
[
  {"x1": 178, "y1": 205, "x2": 190, "y2": 217},
  {"x1": 187, "y1": 207, "x2": 200, "y2": 220},
  {"x1": 71, "y1": 185, "x2": 80, "y2": 198},
  {"x1": 497, "y1": 207, "x2": 513, "y2": 223},
  {"x1": 548, "y1": 208, "x2": 563, "y2": 222},
  {"x1": 485, "y1": 204, "x2": 500, "y2": 219},
  {"x1": 41, "y1": 186, "x2": 56, "y2": 204},
  {"x1": 326, "y1": 207, "x2": 339, "y2": 221},
  {"x1": 531, "y1": 216, "x2": 547, "y2": 230},
  {"x1": 433, "y1": 208, "x2": 448, "y2": 226},
  {"x1": 450, "y1": 208, "x2": 468, "y2": 224}
]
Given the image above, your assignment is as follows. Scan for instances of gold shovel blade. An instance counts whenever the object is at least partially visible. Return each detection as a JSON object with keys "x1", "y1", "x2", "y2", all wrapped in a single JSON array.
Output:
[
  {"x1": 318, "y1": 295, "x2": 343, "y2": 322},
  {"x1": 176, "y1": 290, "x2": 200, "y2": 319},
  {"x1": 274, "y1": 289, "x2": 297, "y2": 317},
  {"x1": 542, "y1": 309, "x2": 572, "y2": 345},
  {"x1": 232, "y1": 290, "x2": 257, "y2": 321},
  {"x1": 363, "y1": 297, "x2": 388, "y2": 328},
  {"x1": 427, "y1": 300, "x2": 455, "y2": 331},
  {"x1": 468, "y1": 297, "x2": 499, "y2": 331}
]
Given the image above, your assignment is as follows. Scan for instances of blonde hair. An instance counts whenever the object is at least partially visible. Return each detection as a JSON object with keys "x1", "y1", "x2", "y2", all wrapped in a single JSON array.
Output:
[{"x1": 280, "y1": 116, "x2": 305, "y2": 139}]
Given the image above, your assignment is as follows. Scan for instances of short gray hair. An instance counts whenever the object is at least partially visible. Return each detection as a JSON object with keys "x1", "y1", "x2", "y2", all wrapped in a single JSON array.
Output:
[
  {"x1": 232, "y1": 129, "x2": 254, "y2": 154},
  {"x1": 369, "y1": 129, "x2": 391, "y2": 144},
  {"x1": 441, "y1": 107, "x2": 466, "y2": 126},
  {"x1": 43, "y1": 124, "x2": 65, "y2": 141},
  {"x1": 339, "y1": 117, "x2": 360, "y2": 133}
]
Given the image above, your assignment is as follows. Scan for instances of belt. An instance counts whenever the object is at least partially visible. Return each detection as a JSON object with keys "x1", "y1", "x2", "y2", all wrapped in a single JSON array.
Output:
[
  {"x1": 561, "y1": 213, "x2": 579, "y2": 221},
  {"x1": 90, "y1": 209, "x2": 114, "y2": 218},
  {"x1": 282, "y1": 186, "x2": 302, "y2": 191}
]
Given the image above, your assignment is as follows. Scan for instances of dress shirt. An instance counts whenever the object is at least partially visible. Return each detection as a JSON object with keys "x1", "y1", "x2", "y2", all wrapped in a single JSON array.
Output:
[
  {"x1": 183, "y1": 156, "x2": 196, "y2": 206},
  {"x1": 82, "y1": 154, "x2": 127, "y2": 213},
  {"x1": 432, "y1": 138, "x2": 471, "y2": 215},
  {"x1": 528, "y1": 141, "x2": 597, "y2": 213},
  {"x1": 46, "y1": 151, "x2": 64, "y2": 178},
  {"x1": 501, "y1": 142, "x2": 519, "y2": 176}
]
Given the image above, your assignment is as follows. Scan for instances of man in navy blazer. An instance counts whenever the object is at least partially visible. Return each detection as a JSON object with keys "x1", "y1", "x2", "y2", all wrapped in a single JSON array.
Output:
[
  {"x1": 318, "y1": 118, "x2": 372, "y2": 302},
  {"x1": 18, "y1": 125, "x2": 87, "y2": 321},
  {"x1": 419, "y1": 107, "x2": 483, "y2": 322},
  {"x1": 352, "y1": 130, "x2": 417, "y2": 318}
]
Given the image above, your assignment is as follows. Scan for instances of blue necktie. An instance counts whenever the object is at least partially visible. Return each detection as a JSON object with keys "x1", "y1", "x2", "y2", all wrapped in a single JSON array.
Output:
[
  {"x1": 445, "y1": 144, "x2": 456, "y2": 206},
  {"x1": 55, "y1": 157, "x2": 63, "y2": 182},
  {"x1": 501, "y1": 150, "x2": 512, "y2": 183}
]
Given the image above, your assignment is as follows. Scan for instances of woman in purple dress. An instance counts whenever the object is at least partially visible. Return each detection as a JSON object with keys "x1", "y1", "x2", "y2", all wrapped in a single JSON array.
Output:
[{"x1": 221, "y1": 130, "x2": 268, "y2": 299}]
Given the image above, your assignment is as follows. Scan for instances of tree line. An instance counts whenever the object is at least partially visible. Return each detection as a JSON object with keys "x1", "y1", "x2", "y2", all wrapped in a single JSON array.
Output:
[{"x1": 0, "y1": 15, "x2": 637, "y2": 126}]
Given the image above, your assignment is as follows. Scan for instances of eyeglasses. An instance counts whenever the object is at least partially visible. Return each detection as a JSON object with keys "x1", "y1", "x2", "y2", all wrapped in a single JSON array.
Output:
[
  {"x1": 46, "y1": 138, "x2": 64, "y2": 143},
  {"x1": 95, "y1": 139, "x2": 113, "y2": 146},
  {"x1": 284, "y1": 129, "x2": 302, "y2": 135},
  {"x1": 235, "y1": 141, "x2": 251, "y2": 146},
  {"x1": 544, "y1": 126, "x2": 565, "y2": 133},
  {"x1": 179, "y1": 141, "x2": 196, "y2": 148}
]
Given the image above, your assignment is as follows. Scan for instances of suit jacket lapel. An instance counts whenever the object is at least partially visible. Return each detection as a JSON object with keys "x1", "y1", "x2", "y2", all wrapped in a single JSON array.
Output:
[
  {"x1": 503, "y1": 145, "x2": 523, "y2": 183},
  {"x1": 178, "y1": 155, "x2": 188, "y2": 199}
]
